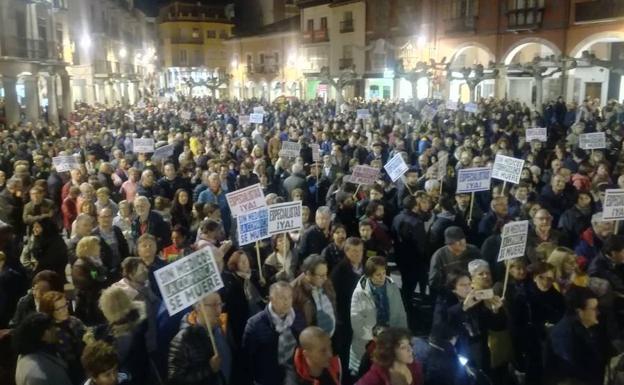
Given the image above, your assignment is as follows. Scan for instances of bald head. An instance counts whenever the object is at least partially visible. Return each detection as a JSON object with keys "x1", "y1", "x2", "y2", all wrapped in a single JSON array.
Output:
[{"x1": 299, "y1": 326, "x2": 329, "y2": 350}]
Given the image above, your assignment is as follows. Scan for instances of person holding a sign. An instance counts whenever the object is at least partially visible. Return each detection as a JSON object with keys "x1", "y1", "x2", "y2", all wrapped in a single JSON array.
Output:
[{"x1": 169, "y1": 292, "x2": 232, "y2": 385}]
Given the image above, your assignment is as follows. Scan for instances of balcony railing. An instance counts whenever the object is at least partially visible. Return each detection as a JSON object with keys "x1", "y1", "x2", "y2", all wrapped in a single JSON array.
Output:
[
  {"x1": 339, "y1": 58, "x2": 354, "y2": 70},
  {"x1": 302, "y1": 28, "x2": 329, "y2": 43},
  {"x1": 0, "y1": 36, "x2": 60, "y2": 61},
  {"x1": 445, "y1": 16, "x2": 477, "y2": 34},
  {"x1": 94, "y1": 60, "x2": 113, "y2": 74},
  {"x1": 247, "y1": 64, "x2": 279, "y2": 74},
  {"x1": 507, "y1": 6, "x2": 544, "y2": 30},
  {"x1": 340, "y1": 19, "x2": 354, "y2": 33},
  {"x1": 575, "y1": 0, "x2": 624, "y2": 23},
  {"x1": 170, "y1": 36, "x2": 204, "y2": 44}
]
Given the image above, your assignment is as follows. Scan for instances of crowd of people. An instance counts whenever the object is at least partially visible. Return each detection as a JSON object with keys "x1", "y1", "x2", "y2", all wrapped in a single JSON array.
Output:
[{"x1": 0, "y1": 94, "x2": 624, "y2": 385}]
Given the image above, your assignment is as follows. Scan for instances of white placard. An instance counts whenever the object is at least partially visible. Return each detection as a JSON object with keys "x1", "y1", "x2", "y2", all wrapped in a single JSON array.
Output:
[
  {"x1": 602, "y1": 189, "x2": 624, "y2": 220},
  {"x1": 349, "y1": 165, "x2": 379, "y2": 185},
  {"x1": 250, "y1": 113, "x2": 264, "y2": 124},
  {"x1": 384, "y1": 153, "x2": 409, "y2": 182},
  {"x1": 498, "y1": 220, "x2": 529, "y2": 262},
  {"x1": 132, "y1": 138, "x2": 155, "y2": 153},
  {"x1": 268, "y1": 201, "x2": 302, "y2": 236},
  {"x1": 239, "y1": 115, "x2": 250, "y2": 126},
  {"x1": 253, "y1": 106, "x2": 265, "y2": 114},
  {"x1": 237, "y1": 207, "x2": 269, "y2": 246},
  {"x1": 154, "y1": 247, "x2": 224, "y2": 315},
  {"x1": 446, "y1": 101, "x2": 458, "y2": 110},
  {"x1": 457, "y1": 167, "x2": 492, "y2": 193},
  {"x1": 579, "y1": 132, "x2": 606, "y2": 150},
  {"x1": 152, "y1": 144, "x2": 175, "y2": 160},
  {"x1": 52, "y1": 155, "x2": 80, "y2": 173},
  {"x1": 464, "y1": 102, "x2": 478, "y2": 113},
  {"x1": 279, "y1": 141, "x2": 301, "y2": 158},
  {"x1": 356, "y1": 109, "x2": 370, "y2": 119},
  {"x1": 225, "y1": 183, "x2": 267, "y2": 217},
  {"x1": 525, "y1": 127, "x2": 547, "y2": 142},
  {"x1": 491, "y1": 154, "x2": 524, "y2": 184},
  {"x1": 310, "y1": 143, "x2": 321, "y2": 162},
  {"x1": 437, "y1": 151, "x2": 449, "y2": 180}
]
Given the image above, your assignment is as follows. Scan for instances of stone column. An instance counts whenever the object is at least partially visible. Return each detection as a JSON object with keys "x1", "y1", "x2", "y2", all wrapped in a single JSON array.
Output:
[
  {"x1": 495, "y1": 66, "x2": 507, "y2": 100},
  {"x1": 46, "y1": 74, "x2": 59, "y2": 127},
  {"x1": 3, "y1": 76, "x2": 20, "y2": 126},
  {"x1": 60, "y1": 73, "x2": 72, "y2": 117},
  {"x1": 23, "y1": 75, "x2": 40, "y2": 124}
]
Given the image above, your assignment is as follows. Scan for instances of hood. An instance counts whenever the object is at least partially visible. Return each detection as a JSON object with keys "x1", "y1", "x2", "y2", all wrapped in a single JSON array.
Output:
[
  {"x1": 292, "y1": 347, "x2": 341, "y2": 385},
  {"x1": 580, "y1": 227, "x2": 595, "y2": 246}
]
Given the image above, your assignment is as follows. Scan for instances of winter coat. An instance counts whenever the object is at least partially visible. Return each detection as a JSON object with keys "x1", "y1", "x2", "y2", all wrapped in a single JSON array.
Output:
[
  {"x1": 575, "y1": 228, "x2": 604, "y2": 263},
  {"x1": 350, "y1": 277, "x2": 407, "y2": 372},
  {"x1": 291, "y1": 273, "x2": 337, "y2": 329},
  {"x1": 428, "y1": 245, "x2": 481, "y2": 292},
  {"x1": 168, "y1": 322, "x2": 224, "y2": 385},
  {"x1": 391, "y1": 209, "x2": 428, "y2": 268},
  {"x1": 296, "y1": 225, "x2": 330, "y2": 273},
  {"x1": 558, "y1": 206, "x2": 592, "y2": 244},
  {"x1": 0, "y1": 266, "x2": 28, "y2": 328},
  {"x1": 356, "y1": 362, "x2": 423, "y2": 385},
  {"x1": 284, "y1": 347, "x2": 341, "y2": 385},
  {"x1": 330, "y1": 259, "x2": 362, "y2": 330},
  {"x1": 221, "y1": 270, "x2": 265, "y2": 348},
  {"x1": 72, "y1": 257, "x2": 108, "y2": 325},
  {"x1": 525, "y1": 227, "x2": 569, "y2": 263},
  {"x1": 429, "y1": 211, "x2": 462, "y2": 252},
  {"x1": 588, "y1": 253, "x2": 624, "y2": 295},
  {"x1": 9, "y1": 293, "x2": 36, "y2": 328},
  {"x1": 15, "y1": 350, "x2": 73, "y2": 385},
  {"x1": 321, "y1": 243, "x2": 346, "y2": 273},
  {"x1": 131, "y1": 211, "x2": 171, "y2": 252},
  {"x1": 263, "y1": 250, "x2": 296, "y2": 284}
]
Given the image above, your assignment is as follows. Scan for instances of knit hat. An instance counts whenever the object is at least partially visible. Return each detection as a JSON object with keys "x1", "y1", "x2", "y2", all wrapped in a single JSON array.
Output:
[
  {"x1": 468, "y1": 259, "x2": 490, "y2": 276},
  {"x1": 444, "y1": 226, "x2": 465, "y2": 245}
]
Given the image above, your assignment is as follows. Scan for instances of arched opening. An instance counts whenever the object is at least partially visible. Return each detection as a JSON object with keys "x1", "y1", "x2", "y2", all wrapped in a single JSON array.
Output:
[{"x1": 448, "y1": 44, "x2": 496, "y2": 102}]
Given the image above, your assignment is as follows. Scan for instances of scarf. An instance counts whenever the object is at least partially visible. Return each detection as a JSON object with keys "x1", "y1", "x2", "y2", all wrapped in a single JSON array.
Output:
[
  {"x1": 369, "y1": 280, "x2": 390, "y2": 327},
  {"x1": 268, "y1": 303, "x2": 297, "y2": 365},
  {"x1": 236, "y1": 271, "x2": 263, "y2": 311},
  {"x1": 312, "y1": 287, "x2": 336, "y2": 336}
]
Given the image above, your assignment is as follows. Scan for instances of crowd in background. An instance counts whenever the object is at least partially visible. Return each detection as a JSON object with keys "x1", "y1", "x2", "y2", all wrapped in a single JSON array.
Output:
[{"x1": 1, "y1": 94, "x2": 624, "y2": 385}]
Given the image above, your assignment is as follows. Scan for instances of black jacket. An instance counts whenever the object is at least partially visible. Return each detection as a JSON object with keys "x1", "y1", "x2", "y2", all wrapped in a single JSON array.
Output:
[
  {"x1": 588, "y1": 252, "x2": 624, "y2": 295},
  {"x1": 391, "y1": 209, "x2": 428, "y2": 267},
  {"x1": 132, "y1": 211, "x2": 171, "y2": 252},
  {"x1": 330, "y1": 259, "x2": 362, "y2": 328},
  {"x1": 168, "y1": 323, "x2": 224, "y2": 385},
  {"x1": 296, "y1": 225, "x2": 329, "y2": 273}
]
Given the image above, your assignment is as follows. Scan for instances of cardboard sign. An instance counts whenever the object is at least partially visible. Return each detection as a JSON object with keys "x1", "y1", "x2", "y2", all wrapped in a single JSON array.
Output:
[
  {"x1": 253, "y1": 106, "x2": 265, "y2": 114},
  {"x1": 349, "y1": 165, "x2": 379, "y2": 185},
  {"x1": 239, "y1": 115, "x2": 250, "y2": 126},
  {"x1": 52, "y1": 155, "x2": 80, "y2": 173},
  {"x1": 154, "y1": 247, "x2": 224, "y2": 315},
  {"x1": 310, "y1": 143, "x2": 321, "y2": 162},
  {"x1": 579, "y1": 132, "x2": 606, "y2": 150},
  {"x1": 268, "y1": 201, "x2": 302, "y2": 235},
  {"x1": 525, "y1": 127, "x2": 547, "y2": 142},
  {"x1": 250, "y1": 113, "x2": 264, "y2": 124},
  {"x1": 132, "y1": 138, "x2": 155, "y2": 153},
  {"x1": 464, "y1": 102, "x2": 478, "y2": 113},
  {"x1": 279, "y1": 141, "x2": 301, "y2": 158},
  {"x1": 602, "y1": 189, "x2": 624, "y2": 220},
  {"x1": 225, "y1": 183, "x2": 267, "y2": 217},
  {"x1": 152, "y1": 144, "x2": 175, "y2": 160},
  {"x1": 456, "y1": 167, "x2": 492, "y2": 193},
  {"x1": 384, "y1": 153, "x2": 409, "y2": 182},
  {"x1": 491, "y1": 154, "x2": 524, "y2": 184},
  {"x1": 356, "y1": 109, "x2": 370, "y2": 119},
  {"x1": 237, "y1": 207, "x2": 269, "y2": 246},
  {"x1": 498, "y1": 220, "x2": 529, "y2": 262}
]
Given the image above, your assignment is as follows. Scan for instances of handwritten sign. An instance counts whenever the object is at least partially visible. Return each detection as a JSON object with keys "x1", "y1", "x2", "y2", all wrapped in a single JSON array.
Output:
[
  {"x1": 279, "y1": 141, "x2": 301, "y2": 158},
  {"x1": 579, "y1": 132, "x2": 606, "y2": 150},
  {"x1": 349, "y1": 165, "x2": 379, "y2": 185},
  {"x1": 498, "y1": 220, "x2": 529, "y2": 262},
  {"x1": 154, "y1": 248, "x2": 224, "y2": 315},
  {"x1": 152, "y1": 144, "x2": 175, "y2": 160},
  {"x1": 525, "y1": 127, "x2": 547, "y2": 142},
  {"x1": 268, "y1": 201, "x2": 302, "y2": 236},
  {"x1": 52, "y1": 155, "x2": 80, "y2": 172},
  {"x1": 132, "y1": 138, "x2": 155, "y2": 153},
  {"x1": 237, "y1": 207, "x2": 269, "y2": 246},
  {"x1": 310, "y1": 143, "x2": 321, "y2": 162},
  {"x1": 457, "y1": 167, "x2": 492, "y2": 193},
  {"x1": 384, "y1": 153, "x2": 409, "y2": 182},
  {"x1": 446, "y1": 101, "x2": 458, "y2": 110},
  {"x1": 225, "y1": 183, "x2": 267, "y2": 217},
  {"x1": 356, "y1": 109, "x2": 370, "y2": 119},
  {"x1": 492, "y1": 154, "x2": 524, "y2": 184},
  {"x1": 253, "y1": 106, "x2": 265, "y2": 114},
  {"x1": 464, "y1": 102, "x2": 478, "y2": 113},
  {"x1": 250, "y1": 113, "x2": 264, "y2": 124},
  {"x1": 603, "y1": 189, "x2": 624, "y2": 220}
]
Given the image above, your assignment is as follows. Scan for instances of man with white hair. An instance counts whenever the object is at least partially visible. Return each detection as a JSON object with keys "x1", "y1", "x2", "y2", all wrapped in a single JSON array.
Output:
[
  {"x1": 131, "y1": 196, "x2": 171, "y2": 252},
  {"x1": 575, "y1": 212, "x2": 615, "y2": 263},
  {"x1": 283, "y1": 163, "x2": 307, "y2": 202}
]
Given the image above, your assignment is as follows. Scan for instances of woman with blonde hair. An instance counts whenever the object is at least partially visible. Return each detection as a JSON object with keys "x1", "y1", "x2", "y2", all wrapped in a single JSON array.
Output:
[
  {"x1": 71, "y1": 236, "x2": 108, "y2": 325},
  {"x1": 547, "y1": 247, "x2": 588, "y2": 293}
]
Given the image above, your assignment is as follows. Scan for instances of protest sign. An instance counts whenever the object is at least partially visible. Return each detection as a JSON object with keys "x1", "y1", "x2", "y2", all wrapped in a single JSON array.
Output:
[
  {"x1": 152, "y1": 144, "x2": 175, "y2": 160},
  {"x1": 498, "y1": 220, "x2": 529, "y2": 262},
  {"x1": 279, "y1": 141, "x2": 301, "y2": 158},
  {"x1": 525, "y1": 127, "x2": 547, "y2": 142},
  {"x1": 253, "y1": 106, "x2": 265, "y2": 114},
  {"x1": 349, "y1": 165, "x2": 379, "y2": 185},
  {"x1": 384, "y1": 153, "x2": 409, "y2": 182},
  {"x1": 437, "y1": 151, "x2": 449, "y2": 180},
  {"x1": 250, "y1": 113, "x2": 264, "y2": 124},
  {"x1": 446, "y1": 101, "x2": 458, "y2": 110},
  {"x1": 579, "y1": 132, "x2": 606, "y2": 150},
  {"x1": 268, "y1": 201, "x2": 302, "y2": 235},
  {"x1": 237, "y1": 207, "x2": 269, "y2": 246},
  {"x1": 464, "y1": 102, "x2": 478, "y2": 113},
  {"x1": 132, "y1": 138, "x2": 155, "y2": 153},
  {"x1": 356, "y1": 109, "x2": 370, "y2": 119},
  {"x1": 310, "y1": 143, "x2": 321, "y2": 162},
  {"x1": 225, "y1": 183, "x2": 267, "y2": 217},
  {"x1": 52, "y1": 155, "x2": 80, "y2": 172},
  {"x1": 457, "y1": 167, "x2": 492, "y2": 193},
  {"x1": 154, "y1": 247, "x2": 224, "y2": 315},
  {"x1": 492, "y1": 154, "x2": 524, "y2": 184},
  {"x1": 603, "y1": 189, "x2": 624, "y2": 220}
]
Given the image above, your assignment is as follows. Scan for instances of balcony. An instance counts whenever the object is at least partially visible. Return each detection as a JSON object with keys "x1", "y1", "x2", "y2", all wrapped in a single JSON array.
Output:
[
  {"x1": 94, "y1": 60, "x2": 113, "y2": 74},
  {"x1": 340, "y1": 19, "x2": 354, "y2": 33},
  {"x1": 302, "y1": 28, "x2": 329, "y2": 43},
  {"x1": 445, "y1": 16, "x2": 477, "y2": 34},
  {"x1": 170, "y1": 36, "x2": 204, "y2": 44},
  {"x1": 507, "y1": 6, "x2": 544, "y2": 31},
  {"x1": 0, "y1": 36, "x2": 60, "y2": 61},
  {"x1": 575, "y1": 0, "x2": 624, "y2": 23},
  {"x1": 339, "y1": 58, "x2": 354, "y2": 70},
  {"x1": 247, "y1": 64, "x2": 279, "y2": 74}
]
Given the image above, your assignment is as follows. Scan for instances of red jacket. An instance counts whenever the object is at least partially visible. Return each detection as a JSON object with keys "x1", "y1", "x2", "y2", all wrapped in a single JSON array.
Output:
[
  {"x1": 285, "y1": 347, "x2": 341, "y2": 385},
  {"x1": 356, "y1": 362, "x2": 423, "y2": 385},
  {"x1": 61, "y1": 196, "x2": 78, "y2": 232}
]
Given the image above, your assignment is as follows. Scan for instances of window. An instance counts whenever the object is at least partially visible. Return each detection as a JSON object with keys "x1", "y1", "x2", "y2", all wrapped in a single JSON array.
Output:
[
  {"x1": 508, "y1": 0, "x2": 544, "y2": 10},
  {"x1": 206, "y1": 30, "x2": 216, "y2": 38},
  {"x1": 219, "y1": 30, "x2": 228, "y2": 39},
  {"x1": 307, "y1": 19, "x2": 314, "y2": 31},
  {"x1": 320, "y1": 17, "x2": 328, "y2": 30},
  {"x1": 341, "y1": 11, "x2": 354, "y2": 32},
  {"x1": 192, "y1": 28, "x2": 200, "y2": 38},
  {"x1": 450, "y1": 0, "x2": 477, "y2": 19},
  {"x1": 344, "y1": 11, "x2": 353, "y2": 21},
  {"x1": 180, "y1": 50, "x2": 187, "y2": 64}
]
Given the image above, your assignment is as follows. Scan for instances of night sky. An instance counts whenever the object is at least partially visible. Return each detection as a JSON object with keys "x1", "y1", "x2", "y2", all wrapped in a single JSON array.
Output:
[{"x1": 136, "y1": 0, "x2": 232, "y2": 17}]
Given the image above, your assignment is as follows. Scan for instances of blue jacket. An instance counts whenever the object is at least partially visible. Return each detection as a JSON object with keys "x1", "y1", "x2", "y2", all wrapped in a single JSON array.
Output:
[
  {"x1": 242, "y1": 307, "x2": 305, "y2": 385},
  {"x1": 197, "y1": 188, "x2": 231, "y2": 236}
]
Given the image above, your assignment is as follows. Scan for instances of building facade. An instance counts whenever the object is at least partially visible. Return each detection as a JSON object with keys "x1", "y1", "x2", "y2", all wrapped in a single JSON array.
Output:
[
  {"x1": 157, "y1": 1, "x2": 234, "y2": 97},
  {"x1": 67, "y1": 0, "x2": 157, "y2": 107},
  {"x1": 0, "y1": 0, "x2": 72, "y2": 126}
]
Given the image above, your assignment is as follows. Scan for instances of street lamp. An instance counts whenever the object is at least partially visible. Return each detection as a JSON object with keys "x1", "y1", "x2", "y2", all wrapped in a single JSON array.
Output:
[
  {"x1": 80, "y1": 34, "x2": 92, "y2": 49},
  {"x1": 119, "y1": 48, "x2": 127, "y2": 59}
]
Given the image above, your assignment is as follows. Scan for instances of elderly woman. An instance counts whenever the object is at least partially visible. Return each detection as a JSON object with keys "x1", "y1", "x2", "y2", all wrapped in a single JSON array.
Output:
[
  {"x1": 39, "y1": 291, "x2": 86, "y2": 384},
  {"x1": 72, "y1": 235, "x2": 108, "y2": 325},
  {"x1": 20, "y1": 218, "x2": 68, "y2": 277},
  {"x1": 350, "y1": 256, "x2": 407, "y2": 373}
]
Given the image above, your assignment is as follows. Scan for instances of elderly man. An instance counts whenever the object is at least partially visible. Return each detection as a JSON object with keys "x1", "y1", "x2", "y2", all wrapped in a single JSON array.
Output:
[
  {"x1": 158, "y1": 162, "x2": 189, "y2": 201},
  {"x1": 284, "y1": 326, "x2": 341, "y2": 385},
  {"x1": 243, "y1": 281, "x2": 306, "y2": 385},
  {"x1": 131, "y1": 196, "x2": 171, "y2": 252},
  {"x1": 429, "y1": 226, "x2": 481, "y2": 293},
  {"x1": 296, "y1": 206, "x2": 332, "y2": 273},
  {"x1": 283, "y1": 163, "x2": 307, "y2": 202},
  {"x1": 478, "y1": 196, "x2": 510, "y2": 241},
  {"x1": 198, "y1": 172, "x2": 231, "y2": 236},
  {"x1": 22, "y1": 186, "x2": 56, "y2": 227},
  {"x1": 136, "y1": 169, "x2": 163, "y2": 205},
  {"x1": 575, "y1": 213, "x2": 614, "y2": 263},
  {"x1": 538, "y1": 173, "x2": 574, "y2": 224},
  {"x1": 526, "y1": 209, "x2": 569, "y2": 263}
]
